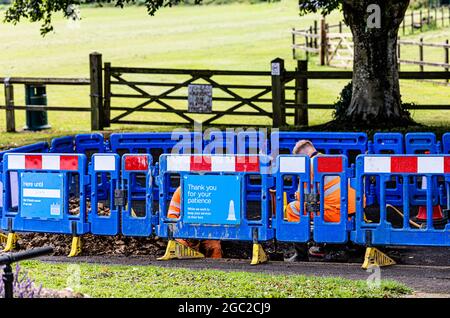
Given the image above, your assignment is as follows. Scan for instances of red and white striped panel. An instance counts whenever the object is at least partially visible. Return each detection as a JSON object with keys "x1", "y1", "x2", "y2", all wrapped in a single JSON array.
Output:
[
  {"x1": 124, "y1": 155, "x2": 149, "y2": 171},
  {"x1": 166, "y1": 155, "x2": 260, "y2": 173},
  {"x1": 316, "y1": 156, "x2": 344, "y2": 173},
  {"x1": 7, "y1": 154, "x2": 79, "y2": 171},
  {"x1": 364, "y1": 156, "x2": 450, "y2": 174},
  {"x1": 279, "y1": 156, "x2": 306, "y2": 173},
  {"x1": 93, "y1": 155, "x2": 117, "y2": 171}
]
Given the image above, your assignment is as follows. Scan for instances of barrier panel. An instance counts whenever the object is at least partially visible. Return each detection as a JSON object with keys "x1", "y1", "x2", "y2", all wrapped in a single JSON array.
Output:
[
  {"x1": 352, "y1": 155, "x2": 450, "y2": 246},
  {"x1": 50, "y1": 136, "x2": 74, "y2": 153},
  {"x1": 204, "y1": 131, "x2": 236, "y2": 155},
  {"x1": 89, "y1": 154, "x2": 121, "y2": 235},
  {"x1": 121, "y1": 154, "x2": 153, "y2": 237},
  {"x1": 1, "y1": 153, "x2": 90, "y2": 235},
  {"x1": 368, "y1": 133, "x2": 405, "y2": 207},
  {"x1": 109, "y1": 132, "x2": 202, "y2": 161},
  {"x1": 0, "y1": 142, "x2": 50, "y2": 220},
  {"x1": 443, "y1": 133, "x2": 450, "y2": 154},
  {"x1": 274, "y1": 155, "x2": 310, "y2": 242},
  {"x1": 271, "y1": 132, "x2": 368, "y2": 164},
  {"x1": 157, "y1": 154, "x2": 274, "y2": 242},
  {"x1": 405, "y1": 132, "x2": 440, "y2": 154},
  {"x1": 312, "y1": 155, "x2": 352, "y2": 243},
  {"x1": 75, "y1": 133, "x2": 107, "y2": 157}
]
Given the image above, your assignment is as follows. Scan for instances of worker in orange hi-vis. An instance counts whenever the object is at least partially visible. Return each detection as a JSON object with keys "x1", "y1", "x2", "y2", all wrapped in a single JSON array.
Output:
[
  {"x1": 285, "y1": 140, "x2": 358, "y2": 262},
  {"x1": 167, "y1": 187, "x2": 222, "y2": 258}
]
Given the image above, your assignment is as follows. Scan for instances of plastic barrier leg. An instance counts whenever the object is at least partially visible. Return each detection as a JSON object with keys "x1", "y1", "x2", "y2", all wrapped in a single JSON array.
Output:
[
  {"x1": 3, "y1": 233, "x2": 19, "y2": 252},
  {"x1": 157, "y1": 240, "x2": 205, "y2": 261},
  {"x1": 361, "y1": 247, "x2": 396, "y2": 270},
  {"x1": 0, "y1": 233, "x2": 8, "y2": 244},
  {"x1": 68, "y1": 236, "x2": 82, "y2": 257},
  {"x1": 250, "y1": 243, "x2": 268, "y2": 265}
]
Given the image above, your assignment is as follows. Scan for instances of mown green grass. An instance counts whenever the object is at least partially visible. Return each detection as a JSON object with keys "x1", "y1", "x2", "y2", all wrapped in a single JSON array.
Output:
[
  {"x1": 21, "y1": 260, "x2": 411, "y2": 298},
  {"x1": 0, "y1": 1, "x2": 448, "y2": 148}
]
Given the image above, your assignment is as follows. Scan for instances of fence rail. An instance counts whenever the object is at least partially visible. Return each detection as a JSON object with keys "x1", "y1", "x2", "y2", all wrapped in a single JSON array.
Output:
[{"x1": 1, "y1": 54, "x2": 449, "y2": 131}]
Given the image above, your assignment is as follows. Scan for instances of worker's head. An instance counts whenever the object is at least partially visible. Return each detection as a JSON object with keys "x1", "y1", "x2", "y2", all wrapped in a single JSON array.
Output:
[{"x1": 293, "y1": 140, "x2": 317, "y2": 157}]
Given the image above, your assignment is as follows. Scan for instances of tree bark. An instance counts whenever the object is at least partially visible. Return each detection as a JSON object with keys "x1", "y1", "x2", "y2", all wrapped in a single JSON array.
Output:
[{"x1": 342, "y1": 0, "x2": 413, "y2": 127}]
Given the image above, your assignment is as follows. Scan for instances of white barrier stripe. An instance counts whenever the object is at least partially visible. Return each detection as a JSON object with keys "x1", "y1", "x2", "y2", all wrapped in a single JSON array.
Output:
[
  {"x1": 364, "y1": 156, "x2": 391, "y2": 173},
  {"x1": 7, "y1": 155, "x2": 25, "y2": 170},
  {"x1": 42, "y1": 155, "x2": 60, "y2": 170},
  {"x1": 94, "y1": 155, "x2": 116, "y2": 171},
  {"x1": 279, "y1": 157, "x2": 306, "y2": 173},
  {"x1": 417, "y1": 157, "x2": 444, "y2": 174},
  {"x1": 211, "y1": 156, "x2": 235, "y2": 172},
  {"x1": 167, "y1": 155, "x2": 191, "y2": 171}
]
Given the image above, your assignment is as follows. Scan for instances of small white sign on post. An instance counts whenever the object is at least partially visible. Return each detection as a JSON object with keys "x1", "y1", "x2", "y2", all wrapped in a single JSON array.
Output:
[
  {"x1": 188, "y1": 84, "x2": 212, "y2": 113},
  {"x1": 271, "y1": 62, "x2": 281, "y2": 76}
]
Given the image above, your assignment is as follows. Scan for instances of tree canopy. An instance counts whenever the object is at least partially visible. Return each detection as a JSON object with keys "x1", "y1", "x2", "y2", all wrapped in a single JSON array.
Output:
[{"x1": 3, "y1": 0, "x2": 200, "y2": 35}]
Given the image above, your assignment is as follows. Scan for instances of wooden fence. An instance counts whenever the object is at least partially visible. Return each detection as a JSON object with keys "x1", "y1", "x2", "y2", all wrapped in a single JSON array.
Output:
[
  {"x1": 292, "y1": 6, "x2": 450, "y2": 70},
  {"x1": 1, "y1": 54, "x2": 450, "y2": 131},
  {"x1": 292, "y1": 20, "x2": 450, "y2": 76},
  {"x1": 0, "y1": 52, "x2": 103, "y2": 132}
]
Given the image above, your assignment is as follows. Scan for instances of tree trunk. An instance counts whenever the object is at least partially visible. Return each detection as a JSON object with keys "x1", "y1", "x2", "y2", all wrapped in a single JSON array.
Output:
[{"x1": 342, "y1": 0, "x2": 413, "y2": 127}]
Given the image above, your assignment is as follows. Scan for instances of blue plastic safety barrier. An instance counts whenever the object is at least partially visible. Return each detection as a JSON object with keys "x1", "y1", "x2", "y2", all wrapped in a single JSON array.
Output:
[
  {"x1": 312, "y1": 155, "x2": 353, "y2": 243},
  {"x1": 110, "y1": 132, "x2": 202, "y2": 161},
  {"x1": 274, "y1": 155, "x2": 310, "y2": 242},
  {"x1": 352, "y1": 155, "x2": 450, "y2": 246},
  {"x1": 405, "y1": 132, "x2": 440, "y2": 154},
  {"x1": 369, "y1": 133, "x2": 404, "y2": 154},
  {"x1": 75, "y1": 133, "x2": 107, "y2": 156},
  {"x1": 157, "y1": 154, "x2": 274, "y2": 242},
  {"x1": 368, "y1": 133, "x2": 405, "y2": 207},
  {"x1": 271, "y1": 132, "x2": 368, "y2": 164},
  {"x1": 443, "y1": 133, "x2": 450, "y2": 154},
  {"x1": 0, "y1": 142, "x2": 50, "y2": 220},
  {"x1": 89, "y1": 154, "x2": 121, "y2": 235},
  {"x1": 204, "y1": 130, "x2": 236, "y2": 155},
  {"x1": 50, "y1": 136, "x2": 75, "y2": 153},
  {"x1": 121, "y1": 154, "x2": 154, "y2": 237},
  {"x1": 1, "y1": 153, "x2": 90, "y2": 235}
]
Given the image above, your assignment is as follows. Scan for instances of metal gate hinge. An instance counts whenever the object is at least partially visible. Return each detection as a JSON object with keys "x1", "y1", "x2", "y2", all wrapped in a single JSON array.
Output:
[
  {"x1": 305, "y1": 193, "x2": 320, "y2": 215},
  {"x1": 114, "y1": 189, "x2": 127, "y2": 207}
]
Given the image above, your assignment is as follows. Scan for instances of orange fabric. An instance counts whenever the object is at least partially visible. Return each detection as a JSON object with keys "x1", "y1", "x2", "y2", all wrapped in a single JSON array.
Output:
[{"x1": 168, "y1": 187, "x2": 222, "y2": 258}]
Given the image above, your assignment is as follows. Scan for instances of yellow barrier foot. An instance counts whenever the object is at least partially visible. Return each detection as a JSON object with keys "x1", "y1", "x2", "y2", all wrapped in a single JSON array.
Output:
[
  {"x1": 157, "y1": 240, "x2": 205, "y2": 261},
  {"x1": 250, "y1": 243, "x2": 268, "y2": 265},
  {"x1": 3, "y1": 233, "x2": 19, "y2": 252},
  {"x1": 361, "y1": 247, "x2": 396, "y2": 270},
  {"x1": 68, "y1": 236, "x2": 82, "y2": 257},
  {"x1": 0, "y1": 233, "x2": 8, "y2": 245}
]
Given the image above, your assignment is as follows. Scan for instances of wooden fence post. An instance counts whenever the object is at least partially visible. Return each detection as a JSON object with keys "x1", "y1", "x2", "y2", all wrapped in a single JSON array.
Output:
[
  {"x1": 419, "y1": 37, "x2": 424, "y2": 72},
  {"x1": 271, "y1": 58, "x2": 286, "y2": 128},
  {"x1": 292, "y1": 28, "x2": 296, "y2": 59},
  {"x1": 339, "y1": 21, "x2": 343, "y2": 33},
  {"x1": 314, "y1": 20, "x2": 318, "y2": 49},
  {"x1": 441, "y1": 7, "x2": 444, "y2": 27},
  {"x1": 295, "y1": 60, "x2": 308, "y2": 126},
  {"x1": 320, "y1": 17, "x2": 327, "y2": 66},
  {"x1": 398, "y1": 37, "x2": 401, "y2": 71},
  {"x1": 103, "y1": 62, "x2": 111, "y2": 127},
  {"x1": 411, "y1": 11, "x2": 415, "y2": 34},
  {"x1": 89, "y1": 52, "x2": 103, "y2": 131},
  {"x1": 402, "y1": 18, "x2": 406, "y2": 35},
  {"x1": 4, "y1": 80, "x2": 15, "y2": 133},
  {"x1": 445, "y1": 39, "x2": 449, "y2": 83}
]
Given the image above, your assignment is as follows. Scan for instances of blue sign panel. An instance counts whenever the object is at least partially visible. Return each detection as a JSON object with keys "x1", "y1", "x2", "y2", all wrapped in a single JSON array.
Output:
[
  {"x1": 183, "y1": 175, "x2": 242, "y2": 225},
  {"x1": 20, "y1": 172, "x2": 65, "y2": 219}
]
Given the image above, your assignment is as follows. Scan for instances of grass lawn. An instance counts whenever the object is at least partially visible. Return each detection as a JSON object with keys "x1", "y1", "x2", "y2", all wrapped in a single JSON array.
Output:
[
  {"x1": 0, "y1": 0, "x2": 448, "y2": 148},
  {"x1": 20, "y1": 260, "x2": 411, "y2": 298}
]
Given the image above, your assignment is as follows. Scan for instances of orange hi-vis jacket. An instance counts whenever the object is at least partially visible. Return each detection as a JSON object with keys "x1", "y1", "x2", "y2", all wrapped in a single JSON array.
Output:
[
  {"x1": 286, "y1": 155, "x2": 357, "y2": 223},
  {"x1": 167, "y1": 187, "x2": 222, "y2": 258}
]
